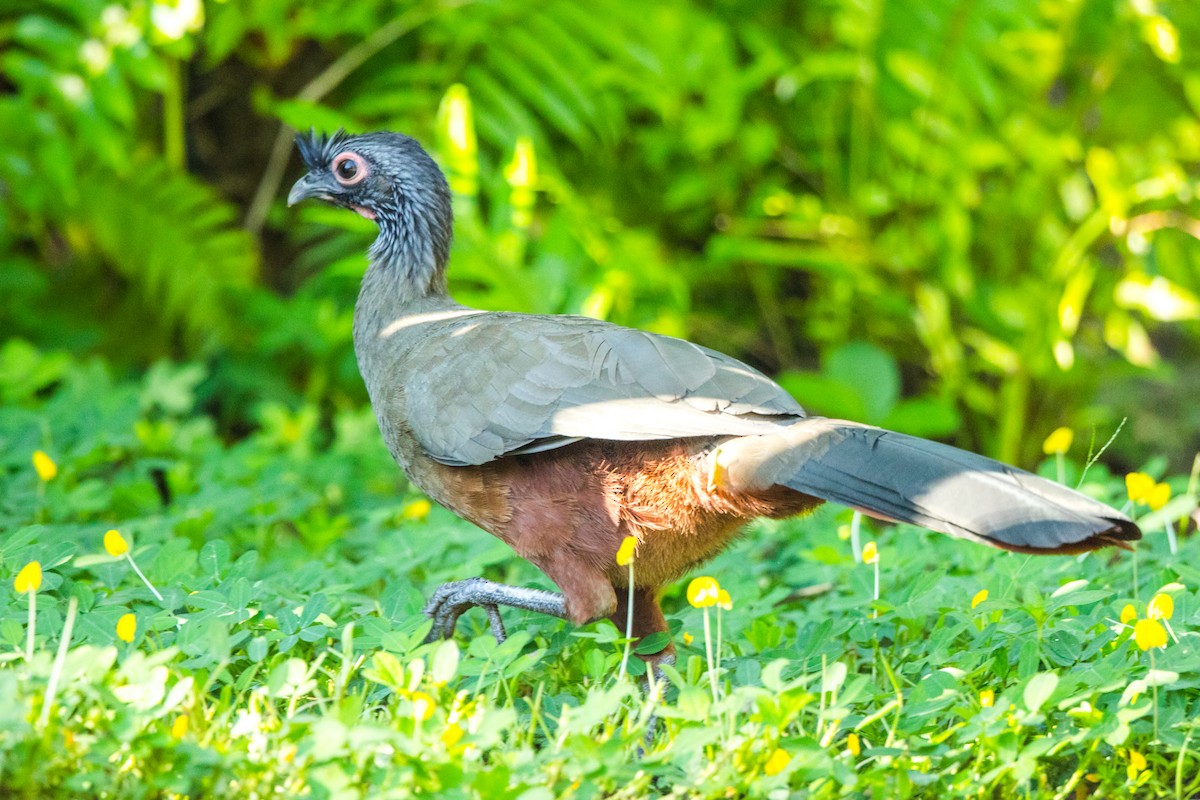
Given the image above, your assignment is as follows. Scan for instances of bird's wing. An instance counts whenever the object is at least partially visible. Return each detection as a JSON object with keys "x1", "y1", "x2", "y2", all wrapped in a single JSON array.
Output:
[{"x1": 400, "y1": 313, "x2": 805, "y2": 466}]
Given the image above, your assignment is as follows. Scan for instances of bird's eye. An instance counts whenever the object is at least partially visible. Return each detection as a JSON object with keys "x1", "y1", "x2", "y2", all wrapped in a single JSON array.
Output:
[{"x1": 332, "y1": 152, "x2": 368, "y2": 186}]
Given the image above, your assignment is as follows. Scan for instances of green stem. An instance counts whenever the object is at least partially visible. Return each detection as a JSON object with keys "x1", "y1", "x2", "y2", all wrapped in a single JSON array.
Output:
[
  {"x1": 38, "y1": 597, "x2": 77, "y2": 729},
  {"x1": 25, "y1": 590, "x2": 35, "y2": 663},
  {"x1": 703, "y1": 608, "x2": 717, "y2": 704},
  {"x1": 716, "y1": 608, "x2": 723, "y2": 681},
  {"x1": 1151, "y1": 648, "x2": 1159, "y2": 742},
  {"x1": 126, "y1": 554, "x2": 164, "y2": 603},
  {"x1": 1176, "y1": 726, "x2": 1193, "y2": 800},
  {"x1": 619, "y1": 564, "x2": 634, "y2": 681},
  {"x1": 873, "y1": 559, "x2": 880, "y2": 617},
  {"x1": 525, "y1": 683, "x2": 543, "y2": 749},
  {"x1": 1077, "y1": 418, "x2": 1126, "y2": 489}
]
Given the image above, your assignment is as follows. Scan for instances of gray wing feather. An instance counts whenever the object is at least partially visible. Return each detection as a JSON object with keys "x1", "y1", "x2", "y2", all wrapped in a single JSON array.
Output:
[{"x1": 403, "y1": 314, "x2": 803, "y2": 466}]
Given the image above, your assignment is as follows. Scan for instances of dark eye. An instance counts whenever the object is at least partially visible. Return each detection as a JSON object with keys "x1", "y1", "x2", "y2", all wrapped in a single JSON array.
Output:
[{"x1": 332, "y1": 152, "x2": 368, "y2": 185}]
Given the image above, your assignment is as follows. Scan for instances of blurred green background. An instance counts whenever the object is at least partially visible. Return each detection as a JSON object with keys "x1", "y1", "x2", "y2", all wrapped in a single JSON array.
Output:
[{"x1": 2, "y1": 0, "x2": 1198, "y2": 470}]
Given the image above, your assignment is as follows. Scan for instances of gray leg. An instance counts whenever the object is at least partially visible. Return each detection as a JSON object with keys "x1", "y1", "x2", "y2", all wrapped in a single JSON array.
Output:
[
  {"x1": 641, "y1": 651, "x2": 675, "y2": 753},
  {"x1": 423, "y1": 577, "x2": 568, "y2": 644}
]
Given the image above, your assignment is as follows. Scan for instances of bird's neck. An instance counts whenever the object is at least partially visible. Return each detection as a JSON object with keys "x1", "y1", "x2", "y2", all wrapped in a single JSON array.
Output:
[
  {"x1": 354, "y1": 194, "x2": 460, "y2": 345},
  {"x1": 368, "y1": 187, "x2": 452, "y2": 293}
]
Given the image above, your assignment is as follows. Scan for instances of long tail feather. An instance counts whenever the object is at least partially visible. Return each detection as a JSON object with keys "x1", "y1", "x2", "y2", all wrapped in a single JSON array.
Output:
[{"x1": 718, "y1": 418, "x2": 1140, "y2": 553}]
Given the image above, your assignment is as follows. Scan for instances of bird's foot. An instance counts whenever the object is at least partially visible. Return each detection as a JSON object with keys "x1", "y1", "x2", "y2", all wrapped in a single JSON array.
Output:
[{"x1": 423, "y1": 577, "x2": 568, "y2": 644}]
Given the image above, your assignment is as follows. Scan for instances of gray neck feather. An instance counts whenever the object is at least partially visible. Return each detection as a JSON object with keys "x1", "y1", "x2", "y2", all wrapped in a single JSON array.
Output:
[
  {"x1": 355, "y1": 185, "x2": 458, "y2": 348},
  {"x1": 367, "y1": 186, "x2": 451, "y2": 297}
]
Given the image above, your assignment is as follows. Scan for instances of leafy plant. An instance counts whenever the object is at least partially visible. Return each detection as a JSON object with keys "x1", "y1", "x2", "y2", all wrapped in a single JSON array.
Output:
[{"x1": 3, "y1": 341, "x2": 1200, "y2": 797}]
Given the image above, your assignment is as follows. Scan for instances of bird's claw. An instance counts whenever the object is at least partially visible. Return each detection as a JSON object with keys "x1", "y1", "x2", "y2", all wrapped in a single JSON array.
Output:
[
  {"x1": 422, "y1": 578, "x2": 567, "y2": 644},
  {"x1": 422, "y1": 578, "x2": 508, "y2": 644}
]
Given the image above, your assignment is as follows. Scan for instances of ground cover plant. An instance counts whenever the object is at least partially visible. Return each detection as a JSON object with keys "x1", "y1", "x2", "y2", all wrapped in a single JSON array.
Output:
[
  {"x1": 2, "y1": 343, "x2": 1199, "y2": 798},
  {"x1": 3, "y1": 0, "x2": 1199, "y2": 468}
]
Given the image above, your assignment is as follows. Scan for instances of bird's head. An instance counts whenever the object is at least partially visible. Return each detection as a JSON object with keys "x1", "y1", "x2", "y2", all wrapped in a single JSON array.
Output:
[{"x1": 288, "y1": 129, "x2": 453, "y2": 290}]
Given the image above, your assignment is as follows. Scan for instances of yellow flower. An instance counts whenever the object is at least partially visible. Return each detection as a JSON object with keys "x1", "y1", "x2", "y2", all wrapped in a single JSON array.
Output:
[
  {"x1": 1042, "y1": 427, "x2": 1073, "y2": 455},
  {"x1": 716, "y1": 589, "x2": 732, "y2": 611},
  {"x1": 1134, "y1": 618, "x2": 1167, "y2": 651},
  {"x1": 616, "y1": 536, "x2": 637, "y2": 567},
  {"x1": 1148, "y1": 592, "x2": 1174, "y2": 621},
  {"x1": 1127, "y1": 748, "x2": 1147, "y2": 781},
  {"x1": 401, "y1": 498, "x2": 432, "y2": 521},
  {"x1": 846, "y1": 733, "x2": 861, "y2": 757},
  {"x1": 862, "y1": 542, "x2": 878, "y2": 564},
  {"x1": 764, "y1": 748, "x2": 791, "y2": 776},
  {"x1": 687, "y1": 576, "x2": 720, "y2": 608},
  {"x1": 32, "y1": 450, "x2": 57, "y2": 482},
  {"x1": 411, "y1": 691, "x2": 436, "y2": 722},
  {"x1": 1126, "y1": 473, "x2": 1171, "y2": 510},
  {"x1": 1120, "y1": 604, "x2": 1138, "y2": 625},
  {"x1": 1126, "y1": 472, "x2": 1155, "y2": 503},
  {"x1": 116, "y1": 613, "x2": 137, "y2": 643},
  {"x1": 104, "y1": 529, "x2": 130, "y2": 558},
  {"x1": 971, "y1": 589, "x2": 988, "y2": 609},
  {"x1": 682, "y1": 632, "x2": 694, "y2": 646},
  {"x1": 1146, "y1": 482, "x2": 1171, "y2": 511},
  {"x1": 441, "y1": 722, "x2": 464, "y2": 748},
  {"x1": 14, "y1": 561, "x2": 42, "y2": 594},
  {"x1": 170, "y1": 714, "x2": 188, "y2": 739},
  {"x1": 979, "y1": 689, "x2": 995, "y2": 708}
]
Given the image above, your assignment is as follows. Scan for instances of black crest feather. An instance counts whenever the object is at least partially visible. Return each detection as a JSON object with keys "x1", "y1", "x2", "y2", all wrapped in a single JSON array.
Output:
[{"x1": 295, "y1": 128, "x2": 349, "y2": 170}]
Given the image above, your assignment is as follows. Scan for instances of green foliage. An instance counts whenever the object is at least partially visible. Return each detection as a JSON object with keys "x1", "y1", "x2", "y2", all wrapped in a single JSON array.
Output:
[
  {"x1": 76, "y1": 161, "x2": 258, "y2": 346},
  {"x1": 3, "y1": 342, "x2": 1200, "y2": 796},
  {"x1": 777, "y1": 341, "x2": 961, "y2": 438},
  {"x1": 3, "y1": 1, "x2": 1200, "y2": 793},
  {"x1": 1, "y1": 0, "x2": 258, "y2": 356}
]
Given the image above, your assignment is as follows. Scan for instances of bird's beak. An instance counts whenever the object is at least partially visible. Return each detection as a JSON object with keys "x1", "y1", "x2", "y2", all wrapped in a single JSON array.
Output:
[{"x1": 288, "y1": 173, "x2": 330, "y2": 207}]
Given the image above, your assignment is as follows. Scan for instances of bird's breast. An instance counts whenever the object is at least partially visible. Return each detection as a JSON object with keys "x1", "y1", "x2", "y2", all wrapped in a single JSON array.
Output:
[{"x1": 401, "y1": 437, "x2": 820, "y2": 589}]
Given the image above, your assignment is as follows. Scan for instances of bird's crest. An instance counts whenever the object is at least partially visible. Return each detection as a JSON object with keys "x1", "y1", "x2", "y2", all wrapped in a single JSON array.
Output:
[{"x1": 295, "y1": 128, "x2": 349, "y2": 171}]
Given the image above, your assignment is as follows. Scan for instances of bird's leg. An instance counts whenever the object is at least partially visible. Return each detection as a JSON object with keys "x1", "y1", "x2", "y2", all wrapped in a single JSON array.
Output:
[
  {"x1": 609, "y1": 585, "x2": 676, "y2": 664},
  {"x1": 641, "y1": 650, "x2": 675, "y2": 754},
  {"x1": 605, "y1": 586, "x2": 676, "y2": 750},
  {"x1": 423, "y1": 577, "x2": 568, "y2": 644}
]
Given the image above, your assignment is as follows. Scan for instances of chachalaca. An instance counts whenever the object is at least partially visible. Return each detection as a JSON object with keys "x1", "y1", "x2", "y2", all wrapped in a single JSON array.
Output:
[{"x1": 288, "y1": 129, "x2": 1140, "y2": 663}]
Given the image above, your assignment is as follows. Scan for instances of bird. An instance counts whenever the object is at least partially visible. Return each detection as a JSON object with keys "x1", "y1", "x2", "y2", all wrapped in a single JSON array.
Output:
[{"x1": 288, "y1": 128, "x2": 1140, "y2": 664}]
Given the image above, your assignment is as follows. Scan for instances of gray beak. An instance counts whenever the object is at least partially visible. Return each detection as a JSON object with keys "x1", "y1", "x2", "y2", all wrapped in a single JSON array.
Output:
[{"x1": 288, "y1": 173, "x2": 327, "y2": 207}]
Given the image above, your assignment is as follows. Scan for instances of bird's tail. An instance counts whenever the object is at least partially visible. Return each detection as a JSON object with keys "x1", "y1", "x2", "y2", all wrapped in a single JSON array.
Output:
[{"x1": 713, "y1": 418, "x2": 1140, "y2": 553}]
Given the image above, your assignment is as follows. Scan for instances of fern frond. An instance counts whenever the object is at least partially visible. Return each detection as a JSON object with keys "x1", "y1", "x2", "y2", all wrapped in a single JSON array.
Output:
[{"x1": 76, "y1": 159, "x2": 259, "y2": 347}]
